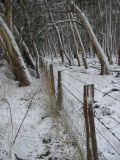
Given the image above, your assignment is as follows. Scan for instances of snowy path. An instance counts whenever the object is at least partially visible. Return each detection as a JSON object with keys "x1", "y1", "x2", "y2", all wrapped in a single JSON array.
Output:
[{"x1": 0, "y1": 66, "x2": 81, "y2": 160}]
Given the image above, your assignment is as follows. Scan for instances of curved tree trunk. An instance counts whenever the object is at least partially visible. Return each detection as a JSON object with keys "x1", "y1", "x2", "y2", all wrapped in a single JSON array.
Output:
[
  {"x1": 70, "y1": 13, "x2": 88, "y2": 69},
  {"x1": 69, "y1": 0, "x2": 110, "y2": 75},
  {"x1": 20, "y1": 0, "x2": 40, "y2": 78},
  {"x1": 4, "y1": 0, "x2": 13, "y2": 31},
  {"x1": 49, "y1": 12, "x2": 64, "y2": 63},
  {"x1": 68, "y1": 13, "x2": 81, "y2": 66},
  {"x1": 14, "y1": 26, "x2": 36, "y2": 69},
  {"x1": 0, "y1": 16, "x2": 31, "y2": 86},
  {"x1": 45, "y1": 0, "x2": 64, "y2": 63}
]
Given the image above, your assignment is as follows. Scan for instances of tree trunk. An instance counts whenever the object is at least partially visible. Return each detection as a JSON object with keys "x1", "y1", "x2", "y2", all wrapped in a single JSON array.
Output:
[
  {"x1": 20, "y1": 0, "x2": 40, "y2": 78},
  {"x1": 49, "y1": 12, "x2": 64, "y2": 63},
  {"x1": 118, "y1": 44, "x2": 120, "y2": 65},
  {"x1": 0, "y1": 16, "x2": 31, "y2": 86},
  {"x1": 4, "y1": 0, "x2": 13, "y2": 31},
  {"x1": 45, "y1": 0, "x2": 64, "y2": 63},
  {"x1": 70, "y1": 13, "x2": 88, "y2": 69},
  {"x1": 68, "y1": 13, "x2": 81, "y2": 66},
  {"x1": 33, "y1": 42, "x2": 40, "y2": 78},
  {"x1": 69, "y1": 0, "x2": 110, "y2": 75},
  {"x1": 14, "y1": 26, "x2": 36, "y2": 69}
]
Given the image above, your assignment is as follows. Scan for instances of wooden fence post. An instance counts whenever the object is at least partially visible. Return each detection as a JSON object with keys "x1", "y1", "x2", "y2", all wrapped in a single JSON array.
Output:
[
  {"x1": 49, "y1": 64, "x2": 55, "y2": 96},
  {"x1": 57, "y1": 71, "x2": 63, "y2": 110},
  {"x1": 83, "y1": 84, "x2": 98, "y2": 160}
]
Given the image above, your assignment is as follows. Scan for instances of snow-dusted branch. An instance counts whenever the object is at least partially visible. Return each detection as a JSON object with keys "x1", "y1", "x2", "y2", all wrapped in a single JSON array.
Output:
[{"x1": 36, "y1": 20, "x2": 83, "y2": 37}]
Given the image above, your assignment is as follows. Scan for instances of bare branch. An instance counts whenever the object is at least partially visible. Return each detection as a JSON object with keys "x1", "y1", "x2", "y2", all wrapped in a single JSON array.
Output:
[{"x1": 36, "y1": 20, "x2": 83, "y2": 38}]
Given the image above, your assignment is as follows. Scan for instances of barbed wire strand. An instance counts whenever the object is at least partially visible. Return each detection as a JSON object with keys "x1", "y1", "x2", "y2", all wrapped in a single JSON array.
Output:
[
  {"x1": 62, "y1": 72, "x2": 120, "y2": 103},
  {"x1": 45, "y1": 64, "x2": 120, "y2": 158},
  {"x1": 61, "y1": 77, "x2": 83, "y2": 95},
  {"x1": 54, "y1": 75, "x2": 86, "y2": 145},
  {"x1": 54, "y1": 71, "x2": 120, "y2": 156},
  {"x1": 54, "y1": 75, "x2": 84, "y2": 119},
  {"x1": 61, "y1": 72, "x2": 120, "y2": 125},
  {"x1": 62, "y1": 104, "x2": 87, "y2": 147},
  {"x1": 95, "y1": 107, "x2": 120, "y2": 126},
  {"x1": 95, "y1": 113, "x2": 120, "y2": 143},
  {"x1": 62, "y1": 91, "x2": 84, "y2": 120},
  {"x1": 96, "y1": 127, "x2": 120, "y2": 156},
  {"x1": 61, "y1": 82, "x2": 83, "y2": 104}
]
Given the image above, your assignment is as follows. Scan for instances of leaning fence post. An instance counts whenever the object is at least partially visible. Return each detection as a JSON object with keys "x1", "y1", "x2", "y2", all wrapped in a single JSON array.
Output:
[
  {"x1": 49, "y1": 64, "x2": 55, "y2": 96},
  {"x1": 83, "y1": 84, "x2": 98, "y2": 160},
  {"x1": 57, "y1": 71, "x2": 63, "y2": 110}
]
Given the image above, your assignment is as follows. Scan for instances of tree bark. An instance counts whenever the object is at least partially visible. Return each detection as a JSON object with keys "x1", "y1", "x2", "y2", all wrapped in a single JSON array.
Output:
[
  {"x1": 0, "y1": 16, "x2": 31, "y2": 86},
  {"x1": 68, "y1": 0, "x2": 110, "y2": 75},
  {"x1": 70, "y1": 12, "x2": 88, "y2": 69},
  {"x1": 49, "y1": 12, "x2": 64, "y2": 63},
  {"x1": 20, "y1": 0, "x2": 40, "y2": 78},
  {"x1": 14, "y1": 25, "x2": 36, "y2": 69},
  {"x1": 4, "y1": 0, "x2": 13, "y2": 31},
  {"x1": 118, "y1": 44, "x2": 120, "y2": 65},
  {"x1": 45, "y1": 0, "x2": 64, "y2": 63},
  {"x1": 68, "y1": 13, "x2": 81, "y2": 66}
]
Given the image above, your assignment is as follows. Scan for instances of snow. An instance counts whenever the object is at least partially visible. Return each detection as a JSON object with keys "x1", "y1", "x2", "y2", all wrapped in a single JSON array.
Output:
[
  {"x1": 1, "y1": 56, "x2": 120, "y2": 160},
  {"x1": 0, "y1": 63, "x2": 81, "y2": 160},
  {"x1": 44, "y1": 57, "x2": 120, "y2": 160}
]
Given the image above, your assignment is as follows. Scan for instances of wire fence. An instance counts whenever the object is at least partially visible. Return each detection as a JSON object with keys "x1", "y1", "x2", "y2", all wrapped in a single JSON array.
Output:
[
  {"x1": 42, "y1": 60, "x2": 120, "y2": 160},
  {"x1": 62, "y1": 71, "x2": 120, "y2": 103}
]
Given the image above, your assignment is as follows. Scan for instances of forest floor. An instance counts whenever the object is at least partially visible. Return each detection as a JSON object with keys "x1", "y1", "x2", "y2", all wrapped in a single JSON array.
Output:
[{"x1": 0, "y1": 63, "x2": 81, "y2": 160}]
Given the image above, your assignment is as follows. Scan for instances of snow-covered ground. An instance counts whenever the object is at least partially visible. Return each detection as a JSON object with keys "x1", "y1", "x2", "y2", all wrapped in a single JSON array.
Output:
[
  {"x1": 1, "y1": 57, "x2": 120, "y2": 160},
  {"x1": 44, "y1": 57, "x2": 120, "y2": 160},
  {"x1": 0, "y1": 63, "x2": 81, "y2": 160}
]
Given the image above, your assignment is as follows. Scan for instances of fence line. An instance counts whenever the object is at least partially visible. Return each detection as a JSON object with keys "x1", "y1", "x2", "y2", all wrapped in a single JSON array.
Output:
[
  {"x1": 62, "y1": 71, "x2": 120, "y2": 125},
  {"x1": 62, "y1": 71, "x2": 120, "y2": 103},
  {"x1": 60, "y1": 76, "x2": 83, "y2": 95},
  {"x1": 95, "y1": 113, "x2": 120, "y2": 142},
  {"x1": 60, "y1": 82, "x2": 83, "y2": 104},
  {"x1": 54, "y1": 75, "x2": 84, "y2": 126},
  {"x1": 96, "y1": 128, "x2": 120, "y2": 156},
  {"x1": 61, "y1": 91, "x2": 84, "y2": 119},
  {"x1": 42, "y1": 61, "x2": 120, "y2": 160},
  {"x1": 95, "y1": 107, "x2": 120, "y2": 126},
  {"x1": 61, "y1": 103, "x2": 87, "y2": 147},
  {"x1": 54, "y1": 75, "x2": 83, "y2": 103}
]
